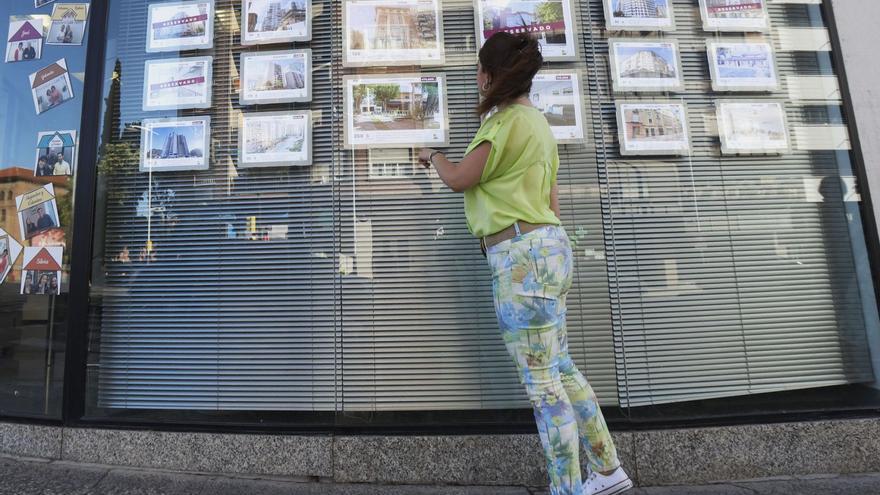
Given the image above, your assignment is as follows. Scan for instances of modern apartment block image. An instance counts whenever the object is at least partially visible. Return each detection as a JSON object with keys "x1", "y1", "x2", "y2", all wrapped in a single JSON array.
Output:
[
  {"x1": 613, "y1": 0, "x2": 667, "y2": 18},
  {"x1": 246, "y1": 0, "x2": 307, "y2": 33},
  {"x1": 262, "y1": 62, "x2": 305, "y2": 90},
  {"x1": 246, "y1": 120, "x2": 305, "y2": 153},
  {"x1": 624, "y1": 108, "x2": 683, "y2": 140},
  {"x1": 162, "y1": 132, "x2": 189, "y2": 158},
  {"x1": 620, "y1": 49, "x2": 675, "y2": 78}
]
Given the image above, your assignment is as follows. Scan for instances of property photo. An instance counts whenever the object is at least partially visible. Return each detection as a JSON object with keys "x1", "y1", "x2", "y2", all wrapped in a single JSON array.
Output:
[
  {"x1": 478, "y1": 0, "x2": 575, "y2": 59},
  {"x1": 141, "y1": 117, "x2": 210, "y2": 171},
  {"x1": 240, "y1": 50, "x2": 310, "y2": 104},
  {"x1": 617, "y1": 102, "x2": 690, "y2": 155},
  {"x1": 147, "y1": 0, "x2": 213, "y2": 51},
  {"x1": 345, "y1": 75, "x2": 448, "y2": 147},
  {"x1": 717, "y1": 101, "x2": 789, "y2": 153},
  {"x1": 143, "y1": 57, "x2": 212, "y2": 110},
  {"x1": 611, "y1": 40, "x2": 682, "y2": 91},
  {"x1": 345, "y1": 0, "x2": 443, "y2": 65},
  {"x1": 529, "y1": 72, "x2": 585, "y2": 143},
  {"x1": 243, "y1": 0, "x2": 309, "y2": 44},
  {"x1": 700, "y1": 0, "x2": 768, "y2": 31},
  {"x1": 240, "y1": 111, "x2": 311, "y2": 167},
  {"x1": 605, "y1": 0, "x2": 674, "y2": 30},
  {"x1": 709, "y1": 41, "x2": 777, "y2": 90}
]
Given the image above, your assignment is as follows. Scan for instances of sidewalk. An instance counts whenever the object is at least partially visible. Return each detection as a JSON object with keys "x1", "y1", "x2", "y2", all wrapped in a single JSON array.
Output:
[{"x1": 2, "y1": 454, "x2": 879, "y2": 495}]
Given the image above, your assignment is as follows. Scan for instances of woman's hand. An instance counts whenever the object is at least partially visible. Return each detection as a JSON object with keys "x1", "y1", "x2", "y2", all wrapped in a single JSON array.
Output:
[{"x1": 417, "y1": 148, "x2": 437, "y2": 168}]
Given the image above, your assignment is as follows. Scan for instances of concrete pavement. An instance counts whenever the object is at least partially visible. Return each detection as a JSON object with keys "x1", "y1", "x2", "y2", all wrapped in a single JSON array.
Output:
[{"x1": 1, "y1": 454, "x2": 879, "y2": 495}]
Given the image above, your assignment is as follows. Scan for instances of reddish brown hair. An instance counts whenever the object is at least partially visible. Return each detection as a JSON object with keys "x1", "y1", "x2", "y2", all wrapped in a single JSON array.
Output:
[{"x1": 477, "y1": 32, "x2": 543, "y2": 116}]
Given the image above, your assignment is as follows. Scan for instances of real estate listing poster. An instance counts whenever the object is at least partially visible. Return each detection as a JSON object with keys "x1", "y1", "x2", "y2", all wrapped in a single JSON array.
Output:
[
  {"x1": 146, "y1": 0, "x2": 214, "y2": 52},
  {"x1": 343, "y1": 0, "x2": 445, "y2": 66},
  {"x1": 34, "y1": 130, "x2": 76, "y2": 176},
  {"x1": 529, "y1": 71, "x2": 586, "y2": 144},
  {"x1": 6, "y1": 15, "x2": 47, "y2": 63},
  {"x1": 616, "y1": 101, "x2": 690, "y2": 156},
  {"x1": 240, "y1": 49, "x2": 311, "y2": 105},
  {"x1": 143, "y1": 56, "x2": 213, "y2": 111},
  {"x1": 609, "y1": 39, "x2": 683, "y2": 92},
  {"x1": 708, "y1": 41, "x2": 778, "y2": 91},
  {"x1": 716, "y1": 100, "x2": 789, "y2": 154},
  {"x1": 475, "y1": 0, "x2": 577, "y2": 60},
  {"x1": 344, "y1": 74, "x2": 449, "y2": 149},
  {"x1": 16, "y1": 184, "x2": 61, "y2": 241},
  {"x1": 699, "y1": 0, "x2": 769, "y2": 32},
  {"x1": 242, "y1": 0, "x2": 311, "y2": 44},
  {"x1": 47, "y1": 3, "x2": 90, "y2": 46},
  {"x1": 239, "y1": 111, "x2": 312, "y2": 167},
  {"x1": 0, "y1": 229, "x2": 23, "y2": 285},
  {"x1": 603, "y1": 0, "x2": 675, "y2": 31},
  {"x1": 20, "y1": 246, "x2": 62, "y2": 295},
  {"x1": 140, "y1": 116, "x2": 211, "y2": 172}
]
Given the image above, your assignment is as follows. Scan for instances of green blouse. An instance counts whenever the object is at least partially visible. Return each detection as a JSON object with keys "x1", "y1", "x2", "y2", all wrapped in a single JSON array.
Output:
[{"x1": 463, "y1": 104, "x2": 561, "y2": 238}]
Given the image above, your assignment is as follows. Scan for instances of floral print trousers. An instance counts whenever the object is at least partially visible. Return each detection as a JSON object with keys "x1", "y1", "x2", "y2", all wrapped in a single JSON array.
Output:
[{"x1": 487, "y1": 225, "x2": 620, "y2": 495}]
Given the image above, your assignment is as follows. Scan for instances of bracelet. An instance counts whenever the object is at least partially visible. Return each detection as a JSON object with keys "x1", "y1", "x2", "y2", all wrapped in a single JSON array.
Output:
[{"x1": 428, "y1": 150, "x2": 442, "y2": 166}]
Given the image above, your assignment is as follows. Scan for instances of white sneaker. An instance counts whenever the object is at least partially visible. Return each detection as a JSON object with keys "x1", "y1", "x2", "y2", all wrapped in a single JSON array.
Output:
[{"x1": 582, "y1": 467, "x2": 633, "y2": 495}]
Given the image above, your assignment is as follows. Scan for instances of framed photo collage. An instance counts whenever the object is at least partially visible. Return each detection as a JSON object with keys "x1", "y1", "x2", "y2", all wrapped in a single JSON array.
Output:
[
  {"x1": 605, "y1": 0, "x2": 787, "y2": 156},
  {"x1": 136, "y1": 0, "x2": 788, "y2": 174}
]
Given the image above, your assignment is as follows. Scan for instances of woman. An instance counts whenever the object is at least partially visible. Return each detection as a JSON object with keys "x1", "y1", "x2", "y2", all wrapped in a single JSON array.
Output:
[{"x1": 417, "y1": 32, "x2": 632, "y2": 495}]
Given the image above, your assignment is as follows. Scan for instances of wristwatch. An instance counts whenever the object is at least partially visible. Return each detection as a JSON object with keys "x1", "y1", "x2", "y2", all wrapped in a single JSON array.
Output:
[{"x1": 428, "y1": 150, "x2": 442, "y2": 166}]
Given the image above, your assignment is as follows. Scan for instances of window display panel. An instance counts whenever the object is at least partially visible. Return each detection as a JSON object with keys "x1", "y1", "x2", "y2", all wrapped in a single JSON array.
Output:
[
  {"x1": 342, "y1": 0, "x2": 445, "y2": 67},
  {"x1": 146, "y1": 0, "x2": 214, "y2": 52},
  {"x1": 475, "y1": 0, "x2": 577, "y2": 60},
  {"x1": 0, "y1": 0, "x2": 88, "y2": 419}
]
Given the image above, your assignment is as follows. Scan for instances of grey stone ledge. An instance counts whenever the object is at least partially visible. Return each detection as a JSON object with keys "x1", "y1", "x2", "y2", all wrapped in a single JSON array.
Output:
[
  {"x1": 60, "y1": 426, "x2": 333, "y2": 478},
  {"x1": 0, "y1": 422, "x2": 62, "y2": 459}
]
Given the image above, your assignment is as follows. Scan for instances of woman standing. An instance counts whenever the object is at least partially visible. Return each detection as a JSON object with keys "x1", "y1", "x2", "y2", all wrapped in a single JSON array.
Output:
[{"x1": 418, "y1": 32, "x2": 632, "y2": 495}]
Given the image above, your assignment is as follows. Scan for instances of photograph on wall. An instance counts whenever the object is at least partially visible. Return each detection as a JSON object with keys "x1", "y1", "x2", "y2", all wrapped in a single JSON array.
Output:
[
  {"x1": 0, "y1": 229, "x2": 24, "y2": 285},
  {"x1": 699, "y1": 0, "x2": 769, "y2": 32},
  {"x1": 708, "y1": 41, "x2": 778, "y2": 91},
  {"x1": 20, "y1": 246, "x2": 62, "y2": 295},
  {"x1": 15, "y1": 184, "x2": 60, "y2": 241},
  {"x1": 343, "y1": 0, "x2": 444, "y2": 66},
  {"x1": 240, "y1": 50, "x2": 311, "y2": 105},
  {"x1": 239, "y1": 111, "x2": 311, "y2": 167},
  {"x1": 34, "y1": 130, "x2": 76, "y2": 176},
  {"x1": 609, "y1": 40, "x2": 683, "y2": 92},
  {"x1": 6, "y1": 15, "x2": 47, "y2": 63},
  {"x1": 716, "y1": 100, "x2": 789, "y2": 154},
  {"x1": 529, "y1": 71, "x2": 585, "y2": 144},
  {"x1": 47, "y1": 3, "x2": 90, "y2": 45},
  {"x1": 344, "y1": 74, "x2": 448, "y2": 148},
  {"x1": 603, "y1": 0, "x2": 675, "y2": 31},
  {"x1": 142, "y1": 56, "x2": 212, "y2": 111},
  {"x1": 475, "y1": 0, "x2": 576, "y2": 60},
  {"x1": 35, "y1": 0, "x2": 59, "y2": 7},
  {"x1": 29, "y1": 58, "x2": 74, "y2": 114},
  {"x1": 241, "y1": 0, "x2": 310, "y2": 45},
  {"x1": 616, "y1": 102, "x2": 690, "y2": 156},
  {"x1": 140, "y1": 116, "x2": 210, "y2": 172},
  {"x1": 146, "y1": 0, "x2": 214, "y2": 52}
]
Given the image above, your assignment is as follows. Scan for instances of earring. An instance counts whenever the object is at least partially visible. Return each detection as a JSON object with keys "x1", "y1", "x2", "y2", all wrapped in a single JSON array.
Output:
[{"x1": 481, "y1": 82, "x2": 490, "y2": 91}]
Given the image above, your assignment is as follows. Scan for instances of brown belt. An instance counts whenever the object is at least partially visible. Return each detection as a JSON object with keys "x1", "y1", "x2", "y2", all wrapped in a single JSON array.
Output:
[{"x1": 480, "y1": 221, "x2": 555, "y2": 254}]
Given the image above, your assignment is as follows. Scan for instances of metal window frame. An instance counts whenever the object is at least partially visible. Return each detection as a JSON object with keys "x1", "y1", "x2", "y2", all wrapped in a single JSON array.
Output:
[{"x1": 48, "y1": 0, "x2": 880, "y2": 434}]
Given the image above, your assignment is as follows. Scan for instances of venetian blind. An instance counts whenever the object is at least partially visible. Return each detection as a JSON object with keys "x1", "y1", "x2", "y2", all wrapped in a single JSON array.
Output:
[
  {"x1": 582, "y1": 0, "x2": 876, "y2": 407},
  {"x1": 88, "y1": 0, "x2": 620, "y2": 411}
]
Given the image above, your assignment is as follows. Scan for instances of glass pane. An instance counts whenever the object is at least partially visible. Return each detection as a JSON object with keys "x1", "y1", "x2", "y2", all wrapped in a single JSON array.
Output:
[{"x1": 0, "y1": 0, "x2": 90, "y2": 418}]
